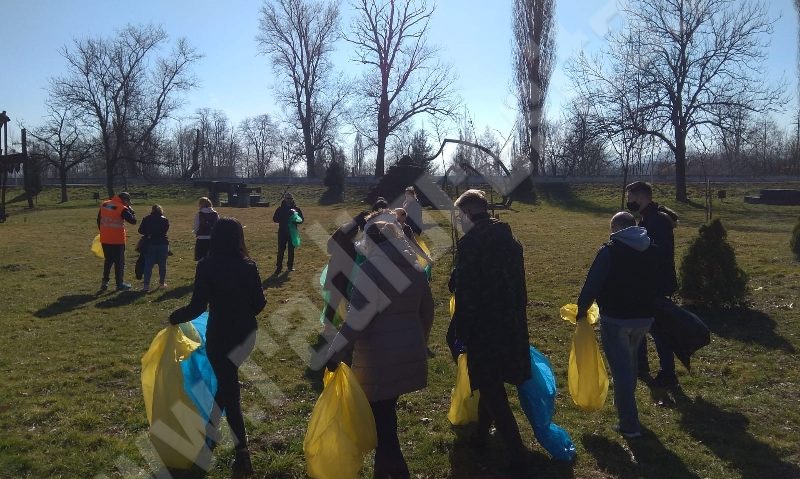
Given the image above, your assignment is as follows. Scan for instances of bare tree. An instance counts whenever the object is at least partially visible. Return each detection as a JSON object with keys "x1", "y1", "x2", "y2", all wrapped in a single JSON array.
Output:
[
  {"x1": 348, "y1": 0, "x2": 457, "y2": 177},
  {"x1": 51, "y1": 24, "x2": 200, "y2": 196},
  {"x1": 195, "y1": 108, "x2": 242, "y2": 177},
  {"x1": 512, "y1": 0, "x2": 556, "y2": 178},
  {"x1": 240, "y1": 114, "x2": 279, "y2": 177},
  {"x1": 27, "y1": 105, "x2": 94, "y2": 202},
  {"x1": 571, "y1": 0, "x2": 782, "y2": 202},
  {"x1": 258, "y1": 0, "x2": 343, "y2": 178},
  {"x1": 351, "y1": 131, "x2": 367, "y2": 176}
]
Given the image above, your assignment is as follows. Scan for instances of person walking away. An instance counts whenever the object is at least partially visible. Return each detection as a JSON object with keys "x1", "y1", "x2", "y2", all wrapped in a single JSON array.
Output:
[
  {"x1": 138, "y1": 204, "x2": 170, "y2": 292},
  {"x1": 316, "y1": 220, "x2": 434, "y2": 479},
  {"x1": 575, "y1": 212, "x2": 659, "y2": 438},
  {"x1": 626, "y1": 181, "x2": 681, "y2": 388},
  {"x1": 169, "y1": 218, "x2": 267, "y2": 476},
  {"x1": 97, "y1": 191, "x2": 137, "y2": 291},
  {"x1": 272, "y1": 193, "x2": 304, "y2": 275},
  {"x1": 447, "y1": 189, "x2": 531, "y2": 474},
  {"x1": 402, "y1": 186, "x2": 423, "y2": 235},
  {"x1": 193, "y1": 197, "x2": 219, "y2": 261}
]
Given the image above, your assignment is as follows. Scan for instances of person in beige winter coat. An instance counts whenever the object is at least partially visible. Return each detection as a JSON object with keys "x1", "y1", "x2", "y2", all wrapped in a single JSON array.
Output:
[{"x1": 316, "y1": 219, "x2": 434, "y2": 479}]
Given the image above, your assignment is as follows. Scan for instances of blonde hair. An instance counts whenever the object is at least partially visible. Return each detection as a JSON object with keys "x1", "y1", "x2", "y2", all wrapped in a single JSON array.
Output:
[{"x1": 198, "y1": 197, "x2": 212, "y2": 208}]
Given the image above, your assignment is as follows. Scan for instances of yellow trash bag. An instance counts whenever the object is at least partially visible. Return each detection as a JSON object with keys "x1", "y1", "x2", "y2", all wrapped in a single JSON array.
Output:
[
  {"x1": 561, "y1": 304, "x2": 608, "y2": 411},
  {"x1": 141, "y1": 324, "x2": 205, "y2": 470},
  {"x1": 304, "y1": 364, "x2": 377, "y2": 479},
  {"x1": 91, "y1": 234, "x2": 104, "y2": 259},
  {"x1": 447, "y1": 353, "x2": 480, "y2": 425},
  {"x1": 415, "y1": 236, "x2": 431, "y2": 268}
]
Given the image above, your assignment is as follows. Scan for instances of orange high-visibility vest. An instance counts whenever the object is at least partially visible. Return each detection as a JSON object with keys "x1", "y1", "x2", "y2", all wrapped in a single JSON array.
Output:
[{"x1": 99, "y1": 196, "x2": 128, "y2": 244}]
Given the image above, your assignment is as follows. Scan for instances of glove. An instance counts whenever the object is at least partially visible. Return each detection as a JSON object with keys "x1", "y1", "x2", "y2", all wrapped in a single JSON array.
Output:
[
  {"x1": 448, "y1": 269, "x2": 456, "y2": 293},
  {"x1": 453, "y1": 339, "x2": 466, "y2": 355},
  {"x1": 326, "y1": 348, "x2": 347, "y2": 372},
  {"x1": 326, "y1": 359, "x2": 341, "y2": 372}
]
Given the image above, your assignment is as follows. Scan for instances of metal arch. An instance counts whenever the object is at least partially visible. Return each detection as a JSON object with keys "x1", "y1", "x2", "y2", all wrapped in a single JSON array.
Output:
[{"x1": 428, "y1": 138, "x2": 512, "y2": 207}]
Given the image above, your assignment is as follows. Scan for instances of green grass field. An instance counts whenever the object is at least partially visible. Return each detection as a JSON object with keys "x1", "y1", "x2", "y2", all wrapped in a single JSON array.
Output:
[{"x1": 0, "y1": 182, "x2": 798, "y2": 479}]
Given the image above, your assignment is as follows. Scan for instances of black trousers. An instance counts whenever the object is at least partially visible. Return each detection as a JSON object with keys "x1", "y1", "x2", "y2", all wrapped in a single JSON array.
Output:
[
  {"x1": 370, "y1": 397, "x2": 410, "y2": 479},
  {"x1": 477, "y1": 380, "x2": 526, "y2": 457},
  {"x1": 101, "y1": 243, "x2": 125, "y2": 286},
  {"x1": 276, "y1": 231, "x2": 294, "y2": 270},
  {"x1": 194, "y1": 238, "x2": 210, "y2": 261},
  {"x1": 207, "y1": 335, "x2": 255, "y2": 449}
]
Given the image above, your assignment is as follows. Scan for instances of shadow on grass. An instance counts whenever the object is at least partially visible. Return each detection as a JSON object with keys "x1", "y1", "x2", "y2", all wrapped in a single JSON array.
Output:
[
  {"x1": 535, "y1": 183, "x2": 614, "y2": 217},
  {"x1": 448, "y1": 426, "x2": 575, "y2": 478},
  {"x1": 153, "y1": 284, "x2": 193, "y2": 302},
  {"x1": 687, "y1": 306, "x2": 796, "y2": 353},
  {"x1": 33, "y1": 294, "x2": 97, "y2": 318},
  {"x1": 677, "y1": 396, "x2": 800, "y2": 479},
  {"x1": 263, "y1": 271, "x2": 290, "y2": 289},
  {"x1": 582, "y1": 429, "x2": 700, "y2": 479},
  {"x1": 95, "y1": 290, "x2": 145, "y2": 308}
]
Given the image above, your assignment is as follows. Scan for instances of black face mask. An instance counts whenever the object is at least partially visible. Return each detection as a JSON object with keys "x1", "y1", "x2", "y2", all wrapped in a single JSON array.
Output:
[{"x1": 626, "y1": 201, "x2": 640, "y2": 212}]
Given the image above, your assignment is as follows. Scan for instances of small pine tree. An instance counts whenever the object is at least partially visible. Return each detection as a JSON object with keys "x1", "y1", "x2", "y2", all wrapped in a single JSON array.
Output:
[
  {"x1": 791, "y1": 217, "x2": 800, "y2": 261},
  {"x1": 321, "y1": 160, "x2": 344, "y2": 204},
  {"x1": 680, "y1": 219, "x2": 748, "y2": 308}
]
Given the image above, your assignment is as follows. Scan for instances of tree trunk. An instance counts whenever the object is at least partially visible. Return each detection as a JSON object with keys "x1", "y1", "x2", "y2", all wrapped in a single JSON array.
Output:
[
  {"x1": 59, "y1": 167, "x2": 69, "y2": 203},
  {"x1": 106, "y1": 157, "x2": 116, "y2": 198},
  {"x1": 675, "y1": 128, "x2": 688, "y2": 203},
  {"x1": 375, "y1": 88, "x2": 390, "y2": 177},
  {"x1": 375, "y1": 134, "x2": 386, "y2": 177},
  {"x1": 303, "y1": 126, "x2": 316, "y2": 178},
  {"x1": 22, "y1": 130, "x2": 34, "y2": 208}
]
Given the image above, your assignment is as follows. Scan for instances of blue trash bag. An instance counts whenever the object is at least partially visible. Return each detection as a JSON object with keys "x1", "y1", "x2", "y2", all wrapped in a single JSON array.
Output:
[
  {"x1": 517, "y1": 345, "x2": 577, "y2": 461},
  {"x1": 180, "y1": 312, "x2": 219, "y2": 421}
]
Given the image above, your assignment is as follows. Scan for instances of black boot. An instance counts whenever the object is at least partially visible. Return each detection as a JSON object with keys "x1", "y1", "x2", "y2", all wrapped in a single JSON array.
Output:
[{"x1": 232, "y1": 447, "x2": 253, "y2": 477}]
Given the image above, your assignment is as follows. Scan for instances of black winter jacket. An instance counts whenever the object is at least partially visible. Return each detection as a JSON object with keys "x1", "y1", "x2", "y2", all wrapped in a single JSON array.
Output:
[
  {"x1": 170, "y1": 255, "x2": 267, "y2": 354},
  {"x1": 272, "y1": 201, "x2": 304, "y2": 234},
  {"x1": 138, "y1": 213, "x2": 170, "y2": 246},
  {"x1": 639, "y1": 202, "x2": 678, "y2": 296}
]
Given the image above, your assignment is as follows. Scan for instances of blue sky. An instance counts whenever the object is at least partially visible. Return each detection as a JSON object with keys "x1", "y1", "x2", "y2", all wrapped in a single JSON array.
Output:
[{"x1": 3, "y1": 0, "x2": 797, "y2": 154}]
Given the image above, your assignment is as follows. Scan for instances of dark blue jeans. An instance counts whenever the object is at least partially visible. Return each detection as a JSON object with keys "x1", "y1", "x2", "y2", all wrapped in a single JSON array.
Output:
[
  {"x1": 143, "y1": 244, "x2": 169, "y2": 286},
  {"x1": 601, "y1": 319, "x2": 652, "y2": 433}
]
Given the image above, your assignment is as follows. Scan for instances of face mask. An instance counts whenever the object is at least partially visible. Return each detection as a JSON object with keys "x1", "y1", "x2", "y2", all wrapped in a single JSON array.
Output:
[{"x1": 626, "y1": 201, "x2": 640, "y2": 212}]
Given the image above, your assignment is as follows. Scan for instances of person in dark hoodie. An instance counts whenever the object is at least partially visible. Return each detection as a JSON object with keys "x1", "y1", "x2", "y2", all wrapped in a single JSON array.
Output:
[
  {"x1": 447, "y1": 189, "x2": 531, "y2": 473},
  {"x1": 625, "y1": 181, "x2": 681, "y2": 388},
  {"x1": 576, "y1": 211, "x2": 659, "y2": 438},
  {"x1": 272, "y1": 192, "x2": 304, "y2": 275}
]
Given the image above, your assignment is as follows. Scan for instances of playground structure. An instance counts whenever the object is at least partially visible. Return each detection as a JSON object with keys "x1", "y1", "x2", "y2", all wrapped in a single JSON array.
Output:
[
  {"x1": 433, "y1": 138, "x2": 516, "y2": 211},
  {"x1": 0, "y1": 111, "x2": 28, "y2": 223},
  {"x1": 366, "y1": 138, "x2": 517, "y2": 213}
]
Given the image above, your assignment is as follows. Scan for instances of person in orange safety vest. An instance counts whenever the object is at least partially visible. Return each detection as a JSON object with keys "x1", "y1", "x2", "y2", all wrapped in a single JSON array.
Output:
[{"x1": 97, "y1": 192, "x2": 137, "y2": 291}]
